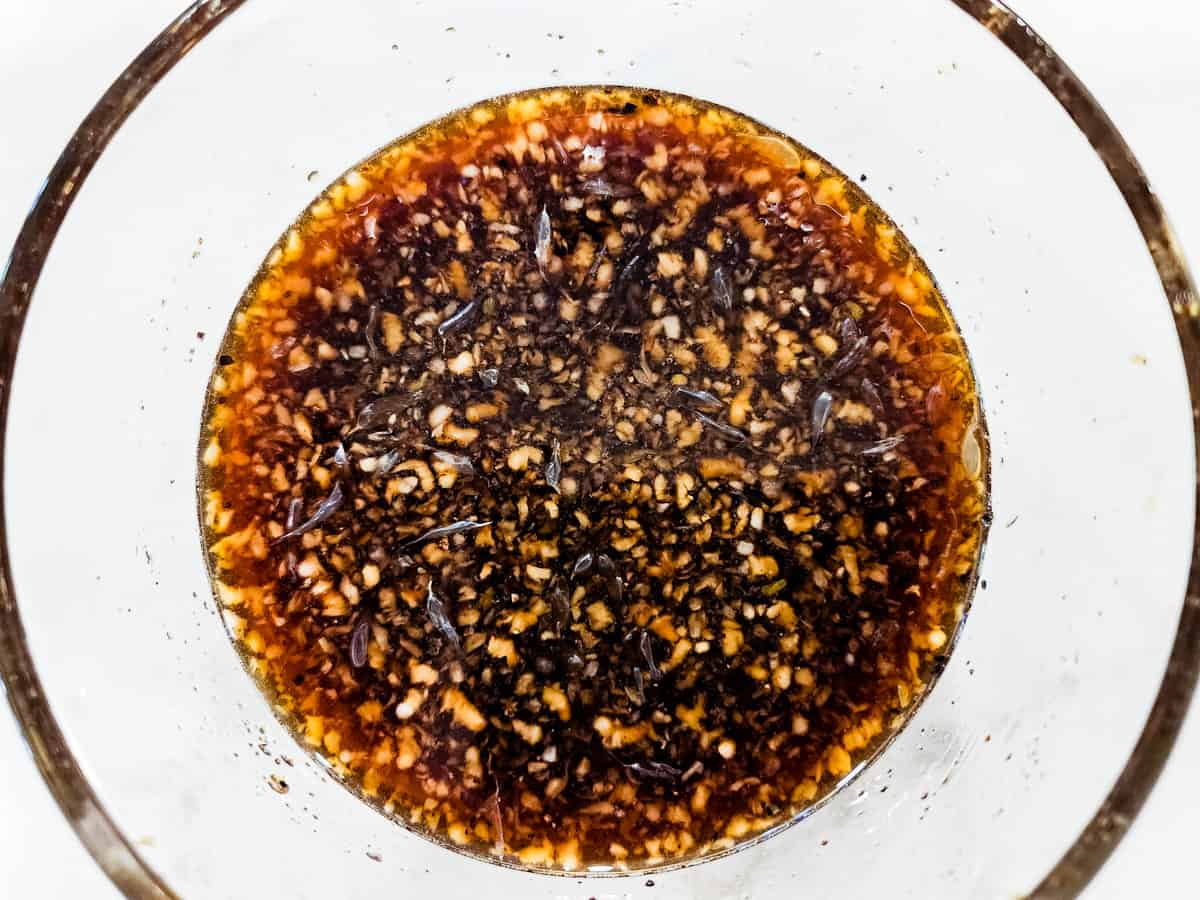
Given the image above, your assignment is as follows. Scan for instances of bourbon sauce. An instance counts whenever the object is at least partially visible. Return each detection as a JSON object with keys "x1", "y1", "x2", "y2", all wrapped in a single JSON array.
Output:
[{"x1": 200, "y1": 87, "x2": 988, "y2": 871}]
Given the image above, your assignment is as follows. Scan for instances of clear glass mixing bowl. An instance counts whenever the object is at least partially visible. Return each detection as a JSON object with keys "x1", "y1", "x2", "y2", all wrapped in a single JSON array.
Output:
[{"x1": 2, "y1": 1, "x2": 1197, "y2": 898}]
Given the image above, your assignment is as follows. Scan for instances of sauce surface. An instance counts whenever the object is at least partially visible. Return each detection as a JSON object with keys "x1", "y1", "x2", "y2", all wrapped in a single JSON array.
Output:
[{"x1": 200, "y1": 87, "x2": 988, "y2": 871}]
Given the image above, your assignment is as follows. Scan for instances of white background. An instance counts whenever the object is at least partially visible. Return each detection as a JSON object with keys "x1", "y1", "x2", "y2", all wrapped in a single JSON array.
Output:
[{"x1": 0, "y1": 1, "x2": 1196, "y2": 896}]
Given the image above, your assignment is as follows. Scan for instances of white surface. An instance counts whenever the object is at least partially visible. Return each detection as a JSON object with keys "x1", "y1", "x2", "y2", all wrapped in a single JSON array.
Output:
[{"x1": 0, "y1": 1, "x2": 1197, "y2": 897}]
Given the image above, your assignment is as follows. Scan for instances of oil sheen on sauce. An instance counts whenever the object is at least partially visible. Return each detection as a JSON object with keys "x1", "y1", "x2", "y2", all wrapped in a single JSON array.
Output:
[{"x1": 200, "y1": 87, "x2": 989, "y2": 871}]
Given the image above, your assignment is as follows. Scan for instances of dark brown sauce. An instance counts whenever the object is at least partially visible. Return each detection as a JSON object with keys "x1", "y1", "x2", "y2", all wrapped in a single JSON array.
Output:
[{"x1": 200, "y1": 87, "x2": 988, "y2": 871}]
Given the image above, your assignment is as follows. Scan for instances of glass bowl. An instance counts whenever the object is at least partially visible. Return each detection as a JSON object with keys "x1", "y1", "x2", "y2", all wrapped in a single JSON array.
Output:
[{"x1": 2, "y1": 1, "x2": 1196, "y2": 898}]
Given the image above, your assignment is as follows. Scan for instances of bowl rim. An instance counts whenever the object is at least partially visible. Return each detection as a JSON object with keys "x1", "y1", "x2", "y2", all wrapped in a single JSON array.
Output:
[{"x1": 1, "y1": 2, "x2": 1196, "y2": 897}]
